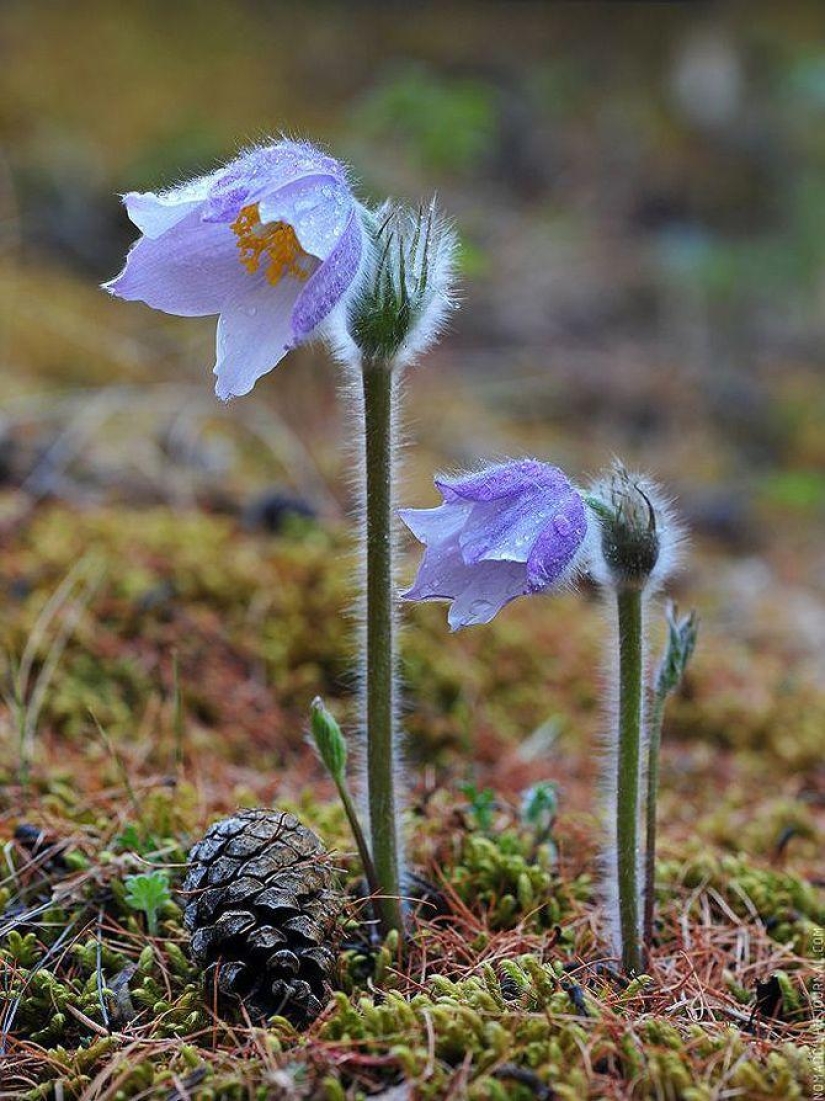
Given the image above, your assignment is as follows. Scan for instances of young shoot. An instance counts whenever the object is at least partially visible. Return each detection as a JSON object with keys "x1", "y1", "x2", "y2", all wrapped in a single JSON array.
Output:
[
  {"x1": 521, "y1": 781, "x2": 559, "y2": 852},
  {"x1": 309, "y1": 697, "x2": 381, "y2": 913},
  {"x1": 643, "y1": 603, "x2": 698, "y2": 955},
  {"x1": 123, "y1": 870, "x2": 172, "y2": 937}
]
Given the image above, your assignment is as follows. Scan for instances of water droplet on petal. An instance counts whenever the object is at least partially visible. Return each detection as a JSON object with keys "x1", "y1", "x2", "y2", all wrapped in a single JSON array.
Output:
[
  {"x1": 554, "y1": 515, "x2": 571, "y2": 536},
  {"x1": 467, "y1": 599, "x2": 494, "y2": 620}
]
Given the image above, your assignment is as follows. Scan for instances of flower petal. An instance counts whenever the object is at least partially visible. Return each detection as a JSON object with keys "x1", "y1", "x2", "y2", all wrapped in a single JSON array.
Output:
[
  {"x1": 399, "y1": 502, "x2": 471, "y2": 546},
  {"x1": 458, "y1": 492, "x2": 557, "y2": 565},
  {"x1": 123, "y1": 176, "x2": 213, "y2": 238},
  {"x1": 202, "y1": 141, "x2": 347, "y2": 224},
  {"x1": 436, "y1": 460, "x2": 558, "y2": 503},
  {"x1": 103, "y1": 209, "x2": 245, "y2": 317},
  {"x1": 402, "y1": 545, "x2": 462, "y2": 602},
  {"x1": 456, "y1": 466, "x2": 583, "y2": 566},
  {"x1": 401, "y1": 535, "x2": 528, "y2": 630},
  {"x1": 446, "y1": 561, "x2": 527, "y2": 630},
  {"x1": 258, "y1": 176, "x2": 352, "y2": 259},
  {"x1": 213, "y1": 277, "x2": 303, "y2": 400},
  {"x1": 526, "y1": 493, "x2": 588, "y2": 590},
  {"x1": 291, "y1": 209, "x2": 363, "y2": 340}
]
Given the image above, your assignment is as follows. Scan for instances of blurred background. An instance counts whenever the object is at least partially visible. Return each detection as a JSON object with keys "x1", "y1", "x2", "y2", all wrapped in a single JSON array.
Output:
[{"x1": 1, "y1": 1, "x2": 824, "y2": 792}]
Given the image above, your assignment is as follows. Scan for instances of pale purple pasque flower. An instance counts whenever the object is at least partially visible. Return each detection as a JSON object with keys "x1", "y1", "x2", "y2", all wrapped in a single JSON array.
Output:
[
  {"x1": 104, "y1": 140, "x2": 364, "y2": 400},
  {"x1": 400, "y1": 460, "x2": 588, "y2": 630}
]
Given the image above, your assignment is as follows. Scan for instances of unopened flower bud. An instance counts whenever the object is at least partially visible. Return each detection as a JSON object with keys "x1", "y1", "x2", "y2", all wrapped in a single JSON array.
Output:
[
  {"x1": 655, "y1": 603, "x2": 698, "y2": 698},
  {"x1": 586, "y1": 463, "x2": 680, "y2": 591},
  {"x1": 347, "y1": 199, "x2": 457, "y2": 367},
  {"x1": 310, "y1": 696, "x2": 347, "y2": 781}
]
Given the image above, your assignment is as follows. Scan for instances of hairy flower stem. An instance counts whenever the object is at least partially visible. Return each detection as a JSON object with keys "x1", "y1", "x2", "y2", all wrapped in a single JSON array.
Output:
[
  {"x1": 361, "y1": 357, "x2": 405, "y2": 941},
  {"x1": 616, "y1": 586, "x2": 644, "y2": 975},
  {"x1": 643, "y1": 690, "x2": 666, "y2": 959}
]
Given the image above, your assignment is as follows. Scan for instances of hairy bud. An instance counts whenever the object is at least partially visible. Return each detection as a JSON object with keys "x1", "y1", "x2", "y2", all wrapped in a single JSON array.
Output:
[
  {"x1": 347, "y1": 199, "x2": 457, "y2": 367},
  {"x1": 586, "y1": 462, "x2": 681, "y2": 592}
]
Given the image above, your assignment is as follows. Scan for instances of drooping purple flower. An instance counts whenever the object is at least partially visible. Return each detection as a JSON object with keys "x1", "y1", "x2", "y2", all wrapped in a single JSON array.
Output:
[
  {"x1": 104, "y1": 140, "x2": 364, "y2": 400},
  {"x1": 400, "y1": 460, "x2": 589, "y2": 630}
]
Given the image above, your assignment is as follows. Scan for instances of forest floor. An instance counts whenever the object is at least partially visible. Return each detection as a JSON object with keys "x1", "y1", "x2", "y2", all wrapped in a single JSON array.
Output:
[{"x1": 0, "y1": 358, "x2": 821, "y2": 1099}]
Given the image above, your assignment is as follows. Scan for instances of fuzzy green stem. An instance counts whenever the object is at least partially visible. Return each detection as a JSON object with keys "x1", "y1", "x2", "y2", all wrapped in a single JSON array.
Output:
[
  {"x1": 616, "y1": 586, "x2": 644, "y2": 974},
  {"x1": 643, "y1": 689, "x2": 666, "y2": 959},
  {"x1": 362, "y1": 358, "x2": 405, "y2": 940}
]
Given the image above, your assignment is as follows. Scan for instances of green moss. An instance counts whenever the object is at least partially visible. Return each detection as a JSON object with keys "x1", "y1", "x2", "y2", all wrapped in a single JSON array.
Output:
[
  {"x1": 0, "y1": 500, "x2": 820, "y2": 1098},
  {"x1": 451, "y1": 830, "x2": 590, "y2": 932},
  {"x1": 659, "y1": 851, "x2": 825, "y2": 955}
]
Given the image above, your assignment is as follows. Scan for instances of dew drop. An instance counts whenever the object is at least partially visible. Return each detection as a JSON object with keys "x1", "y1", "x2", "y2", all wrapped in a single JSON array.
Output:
[{"x1": 467, "y1": 599, "x2": 494, "y2": 620}]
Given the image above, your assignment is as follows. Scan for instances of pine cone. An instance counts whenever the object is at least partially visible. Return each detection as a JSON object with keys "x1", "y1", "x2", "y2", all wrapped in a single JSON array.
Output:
[{"x1": 183, "y1": 808, "x2": 342, "y2": 1026}]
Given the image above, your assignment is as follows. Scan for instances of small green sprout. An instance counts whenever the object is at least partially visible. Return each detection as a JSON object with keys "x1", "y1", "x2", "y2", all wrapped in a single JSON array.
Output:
[
  {"x1": 114, "y1": 825, "x2": 161, "y2": 855},
  {"x1": 460, "y1": 783, "x2": 497, "y2": 832},
  {"x1": 123, "y1": 870, "x2": 171, "y2": 937},
  {"x1": 309, "y1": 698, "x2": 381, "y2": 907},
  {"x1": 521, "y1": 781, "x2": 558, "y2": 846},
  {"x1": 643, "y1": 603, "x2": 698, "y2": 954}
]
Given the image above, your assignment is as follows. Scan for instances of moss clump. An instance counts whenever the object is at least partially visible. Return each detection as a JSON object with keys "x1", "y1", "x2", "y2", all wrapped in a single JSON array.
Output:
[
  {"x1": 318, "y1": 965, "x2": 815, "y2": 1100},
  {"x1": 659, "y1": 851, "x2": 825, "y2": 955},
  {"x1": 319, "y1": 969, "x2": 592, "y2": 1100},
  {"x1": 451, "y1": 830, "x2": 590, "y2": 933}
]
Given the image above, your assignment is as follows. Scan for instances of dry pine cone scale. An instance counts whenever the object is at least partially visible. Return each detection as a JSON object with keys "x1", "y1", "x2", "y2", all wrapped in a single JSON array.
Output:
[{"x1": 183, "y1": 809, "x2": 342, "y2": 1026}]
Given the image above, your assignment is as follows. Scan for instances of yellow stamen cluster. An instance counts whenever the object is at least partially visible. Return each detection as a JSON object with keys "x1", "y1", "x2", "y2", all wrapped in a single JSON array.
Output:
[{"x1": 231, "y1": 204, "x2": 311, "y2": 285}]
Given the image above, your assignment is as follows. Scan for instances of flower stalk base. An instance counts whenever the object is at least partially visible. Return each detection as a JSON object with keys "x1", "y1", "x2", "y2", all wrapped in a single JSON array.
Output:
[
  {"x1": 362, "y1": 357, "x2": 405, "y2": 941},
  {"x1": 616, "y1": 586, "x2": 644, "y2": 975}
]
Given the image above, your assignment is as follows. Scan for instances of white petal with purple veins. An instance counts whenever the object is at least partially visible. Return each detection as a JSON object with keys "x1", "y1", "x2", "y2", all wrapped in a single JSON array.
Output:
[
  {"x1": 213, "y1": 278, "x2": 303, "y2": 400},
  {"x1": 202, "y1": 142, "x2": 347, "y2": 224},
  {"x1": 104, "y1": 209, "x2": 244, "y2": 317}
]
